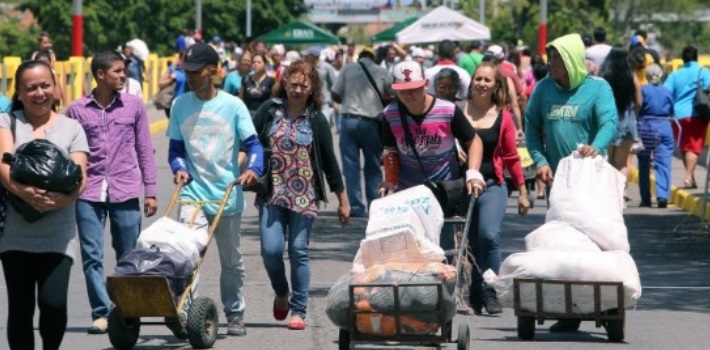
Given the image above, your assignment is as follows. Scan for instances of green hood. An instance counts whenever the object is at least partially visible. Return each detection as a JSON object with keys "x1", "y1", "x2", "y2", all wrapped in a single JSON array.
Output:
[{"x1": 547, "y1": 33, "x2": 588, "y2": 90}]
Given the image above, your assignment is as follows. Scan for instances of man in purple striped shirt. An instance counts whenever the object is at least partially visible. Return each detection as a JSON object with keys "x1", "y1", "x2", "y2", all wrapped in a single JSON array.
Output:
[{"x1": 66, "y1": 50, "x2": 158, "y2": 334}]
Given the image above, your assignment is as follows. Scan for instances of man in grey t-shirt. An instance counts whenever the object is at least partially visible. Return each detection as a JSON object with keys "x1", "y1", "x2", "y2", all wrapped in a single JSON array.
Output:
[{"x1": 331, "y1": 47, "x2": 393, "y2": 217}]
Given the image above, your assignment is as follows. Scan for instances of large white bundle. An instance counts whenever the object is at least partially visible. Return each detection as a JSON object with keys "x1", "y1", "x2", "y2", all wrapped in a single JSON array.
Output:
[
  {"x1": 353, "y1": 229, "x2": 445, "y2": 272},
  {"x1": 367, "y1": 185, "x2": 444, "y2": 245},
  {"x1": 136, "y1": 217, "x2": 209, "y2": 264},
  {"x1": 487, "y1": 251, "x2": 642, "y2": 314},
  {"x1": 525, "y1": 221, "x2": 601, "y2": 252},
  {"x1": 546, "y1": 152, "x2": 629, "y2": 252}
]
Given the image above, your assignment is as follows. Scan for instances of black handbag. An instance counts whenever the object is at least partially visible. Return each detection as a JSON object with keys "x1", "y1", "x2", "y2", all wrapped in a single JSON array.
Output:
[
  {"x1": 396, "y1": 102, "x2": 469, "y2": 217},
  {"x1": 694, "y1": 68, "x2": 710, "y2": 122}
]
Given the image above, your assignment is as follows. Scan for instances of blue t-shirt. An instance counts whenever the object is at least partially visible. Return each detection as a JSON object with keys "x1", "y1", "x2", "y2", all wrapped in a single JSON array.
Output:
[
  {"x1": 166, "y1": 90, "x2": 257, "y2": 215},
  {"x1": 524, "y1": 75, "x2": 618, "y2": 172},
  {"x1": 222, "y1": 71, "x2": 243, "y2": 96},
  {"x1": 0, "y1": 95, "x2": 11, "y2": 113},
  {"x1": 641, "y1": 84, "x2": 674, "y2": 118},
  {"x1": 664, "y1": 62, "x2": 710, "y2": 120}
]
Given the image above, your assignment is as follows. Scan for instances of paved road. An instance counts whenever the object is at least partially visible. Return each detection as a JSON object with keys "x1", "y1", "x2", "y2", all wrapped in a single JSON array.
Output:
[{"x1": 1, "y1": 109, "x2": 709, "y2": 349}]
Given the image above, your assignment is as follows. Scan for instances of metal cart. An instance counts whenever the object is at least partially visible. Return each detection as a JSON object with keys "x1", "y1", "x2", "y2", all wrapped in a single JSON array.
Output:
[
  {"x1": 513, "y1": 278, "x2": 626, "y2": 342},
  {"x1": 338, "y1": 195, "x2": 478, "y2": 350},
  {"x1": 105, "y1": 180, "x2": 240, "y2": 349}
]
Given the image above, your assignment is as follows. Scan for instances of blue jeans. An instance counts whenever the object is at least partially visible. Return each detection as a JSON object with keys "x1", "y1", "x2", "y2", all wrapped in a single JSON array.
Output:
[
  {"x1": 638, "y1": 117, "x2": 674, "y2": 204},
  {"x1": 468, "y1": 184, "x2": 508, "y2": 293},
  {"x1": 179, "y1": 204, "x2": 246, "y2": 320},
  {"x1": 76, "y1": 199, "x2": 141, "y2": 320},
  {"x1": 259, "y1": 204, "x2": 315, "y2": 318},
  {"x1": 339, "y1": 115, "x2": 383, "y2": 217}
]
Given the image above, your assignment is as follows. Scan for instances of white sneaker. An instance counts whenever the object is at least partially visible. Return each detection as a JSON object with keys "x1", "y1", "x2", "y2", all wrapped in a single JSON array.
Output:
[{"x1": 87, "y1": 317, "x2": 108, "y2": 334}]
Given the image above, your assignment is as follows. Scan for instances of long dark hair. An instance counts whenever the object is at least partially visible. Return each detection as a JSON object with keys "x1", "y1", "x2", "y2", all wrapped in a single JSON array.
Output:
[
  {"x1": 11, "y1": 59, "x2": 56, "y2": 112},
  {"x1": 599, "y1": 45, "x2": 635, "y2": 119},
  {"x1": 276, "y1": 59, "x2": 323, "y2": 109}
]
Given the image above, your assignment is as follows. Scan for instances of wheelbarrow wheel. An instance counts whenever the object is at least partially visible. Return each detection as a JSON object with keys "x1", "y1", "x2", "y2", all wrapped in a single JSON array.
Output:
[
  {"x1": 603, "y1": 308, "x2": 625, "y2": 342},
  {"x1": 186, "y1": 297, "x2": 218, "y2": 349},
  {"x1": 338, "y1": 328, "x2": 351, "y2": 350},
  {"x1": 457, "y1": 323, "x2": 470, "y2": 350},
  {"x1": 107, "y1": 308, "x2": 140, "y2": 349},
  {"x1": 517, "y1": 316, "x2": 536, "y2": 340}
]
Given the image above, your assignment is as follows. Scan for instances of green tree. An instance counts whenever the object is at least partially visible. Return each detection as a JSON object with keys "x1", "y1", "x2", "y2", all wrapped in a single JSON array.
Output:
[
  {"x1": 17, "y1": 0, "x2": 307, "y2": 58},
  {"x1": 0, "y1": 18, "x2": 39, "y2": 59}
]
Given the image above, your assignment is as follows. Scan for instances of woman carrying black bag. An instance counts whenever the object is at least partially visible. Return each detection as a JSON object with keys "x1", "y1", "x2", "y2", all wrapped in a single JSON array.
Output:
[{"x1": 0, "y1": 60, "x2": 88, "y2": 350}]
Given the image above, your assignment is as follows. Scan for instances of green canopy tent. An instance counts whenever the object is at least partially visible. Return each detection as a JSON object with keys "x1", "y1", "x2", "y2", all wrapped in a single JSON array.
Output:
[
  {"x1": 258, "y1": 20, "x2": 340, "y2": 45},
  {"x1": 371, "y1": 17, "x2": 419, "y2": 43}
]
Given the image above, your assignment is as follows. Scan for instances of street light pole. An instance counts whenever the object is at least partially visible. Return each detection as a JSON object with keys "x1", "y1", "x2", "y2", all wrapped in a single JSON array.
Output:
[
  {"x1": 195, "y1": 0, "x2": 202, "y2": 34},
  {"x1": 538, "y1": 0, "x2": 548, "y2": 55},
  {"x1": 71, "y1": 0, "x2": 83, "y2": 56},
  {"x1": 247, "y1": 0, "x2": 252, "y2": 37},
  {"x1": 479, "y1": 0, "x2": 485, "y2": 25}
]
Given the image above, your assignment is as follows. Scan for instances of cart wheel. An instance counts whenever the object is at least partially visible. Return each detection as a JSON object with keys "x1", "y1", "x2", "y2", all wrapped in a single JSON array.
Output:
[
  {"x1": 457, "y1": 323, "x2": 470, "y2": 350},
  {"x1": 186, "y1": 297, "x2": 218, "y2": 349},
  {"x1": 517, "y1": 316, "x2": 536, "y2": 340},
  {"x1": 338, "y1": 328, "x2": 351, "y2": 350},
  {"x1": 107, "y1": 308, "x2": 140, "y2": 349}
]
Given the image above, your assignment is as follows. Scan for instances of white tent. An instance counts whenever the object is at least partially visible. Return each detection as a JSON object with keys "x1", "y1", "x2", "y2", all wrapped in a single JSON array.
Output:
[{"x1": 396, "y1": 6, "x2": 491, "y2": 44}]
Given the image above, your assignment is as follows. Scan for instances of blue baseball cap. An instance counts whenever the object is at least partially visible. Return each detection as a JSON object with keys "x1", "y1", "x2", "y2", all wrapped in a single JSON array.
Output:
[{"x1": 302, "y1": 46, "x2": 322, "y2": 57}]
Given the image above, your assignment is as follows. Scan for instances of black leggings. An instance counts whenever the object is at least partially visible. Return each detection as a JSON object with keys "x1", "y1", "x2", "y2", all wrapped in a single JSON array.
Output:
[{"x1": 1, "y1": 251, "x2": 72, "y2": 350}]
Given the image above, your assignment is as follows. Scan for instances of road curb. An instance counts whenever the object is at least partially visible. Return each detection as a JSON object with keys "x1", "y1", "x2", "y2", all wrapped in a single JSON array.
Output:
[
  {"x1": 629, "y1": 167, "x2": 709, "y2": 221},
  {"x1": 149, "y1": 119, "x2": 168, "y2": 135}
]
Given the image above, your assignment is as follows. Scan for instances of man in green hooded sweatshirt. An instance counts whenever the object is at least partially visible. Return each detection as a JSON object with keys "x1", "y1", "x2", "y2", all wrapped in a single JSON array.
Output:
[{"x1": 524, "y1": 34, "x2": 618, "y2": 332}]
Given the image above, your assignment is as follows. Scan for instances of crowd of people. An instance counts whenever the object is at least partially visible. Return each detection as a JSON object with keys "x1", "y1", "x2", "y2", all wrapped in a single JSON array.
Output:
[{"x1": 0, "y1": 23, "x2": 708, "y2": 349}]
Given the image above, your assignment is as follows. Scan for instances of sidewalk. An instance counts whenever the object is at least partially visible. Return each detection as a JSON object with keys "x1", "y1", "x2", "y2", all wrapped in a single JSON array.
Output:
[{"x1": 629, "y1": 150, "x2": 710, "y2": 222}]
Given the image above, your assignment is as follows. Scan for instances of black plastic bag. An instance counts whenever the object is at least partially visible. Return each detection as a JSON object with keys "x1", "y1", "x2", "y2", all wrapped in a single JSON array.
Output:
[
  {"x1": 3, "y1": 139, "x2": 83, "y2": 192},
  {"x1": 114, "y1": 246, "x2": 195, "y2": 301},
  {"x1": 2, "y1": 139, "x2": 83, "y2": 222}
]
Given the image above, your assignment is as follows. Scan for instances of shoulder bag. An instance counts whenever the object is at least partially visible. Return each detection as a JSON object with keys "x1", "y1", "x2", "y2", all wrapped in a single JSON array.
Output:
[
  {"x1": 396, "y1": 102, "x2": 469, "y2": 217},
  {"x1": 242, "y1": 107, "x2": 275, "y2": 196},
  {"x1": 694, "y1": 67, "x2": 710, "y2": 122}
]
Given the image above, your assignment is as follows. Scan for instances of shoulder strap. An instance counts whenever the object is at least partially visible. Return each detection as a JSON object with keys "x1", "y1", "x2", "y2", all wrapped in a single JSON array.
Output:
[
  {"x1": 396, "y1": 102, "x2": 431, "y2": 182},
  {"x1": 358, "y1": 61, "x2": 386, "y2": 108},
  {"x1": 9, "y1": 111, "x2": 16, "y2": 142}
]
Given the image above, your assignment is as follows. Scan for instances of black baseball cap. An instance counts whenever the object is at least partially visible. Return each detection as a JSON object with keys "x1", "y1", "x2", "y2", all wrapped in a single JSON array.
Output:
[{"x1": 182, "y1": 42, "x2": 220, "y2": 72}]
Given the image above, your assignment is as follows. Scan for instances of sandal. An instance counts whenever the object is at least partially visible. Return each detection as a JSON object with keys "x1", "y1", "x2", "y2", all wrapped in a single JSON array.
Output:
[
  {"x1": 683, "y1": 178, "x2": 698, "y2": 189},
  {"x1": 287, "y1": 316, "x2": 306, "y2": 330},
  {"x1": 536, "y1": 192, "x2": 546, "y2": 200}
]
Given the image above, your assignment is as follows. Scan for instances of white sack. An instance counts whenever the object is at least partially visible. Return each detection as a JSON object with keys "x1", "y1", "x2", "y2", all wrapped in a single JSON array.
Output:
[
  {"x1": 525, "y1": 220, "x2": 601, "y2": 252},
  {"x1": 487, "y1": 251, "x2": 642, "y2": 313},
  {"x1": 136, "y1": 217, "x2": 209, "y2": 264},
  {"x1": 367, "y1": 185, "x2": 444, "y2": 245},
  {"x1": 354, "y1": 229, "x2": 446, "y2": 272},
  {"x1": 546, "y1": 152, "x2": 629, "y2": 252}
]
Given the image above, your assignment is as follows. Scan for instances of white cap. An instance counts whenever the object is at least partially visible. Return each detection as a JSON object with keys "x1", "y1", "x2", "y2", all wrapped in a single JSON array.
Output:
[
  {"x1": 411, "y1": 47, "x2": 425, "y2": 58},
  {"x1": 391, "y1": 61, "x2": 426, "y2": 90},
  {"x1": 485, "y1": 45, "x2": 505, "y2": 59}
]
